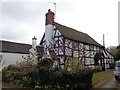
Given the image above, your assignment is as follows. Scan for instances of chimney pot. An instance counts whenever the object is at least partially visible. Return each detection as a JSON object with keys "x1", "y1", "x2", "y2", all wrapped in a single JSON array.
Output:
[
  {"x1": 32, "y1": 36, "x2": 37, "y2": 40},
  {"x1": 32, "y1": 36, "x2": 37, "y2": 48}
]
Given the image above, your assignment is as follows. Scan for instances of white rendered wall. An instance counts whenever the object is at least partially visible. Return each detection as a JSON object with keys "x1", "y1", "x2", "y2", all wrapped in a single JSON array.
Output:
[
  {"x1": 45, "y1": 24, "x2": 54, "y2": 46},
  {"x1": 1, "y1": 52, "x2": 28, "y2": 68},
  {"x1": 43, "y1": 24, "x2": 54, "y2": 59}
]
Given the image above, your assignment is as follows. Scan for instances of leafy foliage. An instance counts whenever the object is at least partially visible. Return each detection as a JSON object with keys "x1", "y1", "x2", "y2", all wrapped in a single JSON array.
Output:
[
  {"x1": 2, "y1": 65, "x2": 93, "y2": 89},
  {"x1": 115, "y1": 49, "x2": 120, "y2": 61},
  {"x1": 65, "y1": 57, "x2": 84, "y2": 71},
  {"x1": 109, "y1": 46, "x2": 120, "y2": 61},
  {"x1": 38, "y1": 58, "x2": 54, "y2": 68}
]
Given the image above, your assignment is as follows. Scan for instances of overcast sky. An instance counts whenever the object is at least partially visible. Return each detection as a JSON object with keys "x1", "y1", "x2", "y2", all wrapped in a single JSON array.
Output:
[{"x1": 1, "y1": 0, "x2": 119, "y2": 47}]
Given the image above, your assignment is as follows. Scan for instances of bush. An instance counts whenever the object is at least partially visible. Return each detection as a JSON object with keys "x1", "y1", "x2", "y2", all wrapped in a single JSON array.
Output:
[
  {"x1": 2, "y1": 65, "x2": 93, "y2": 90},
  {"x1": 32, "y1": 68, "x2": 93, "y2": 89}
]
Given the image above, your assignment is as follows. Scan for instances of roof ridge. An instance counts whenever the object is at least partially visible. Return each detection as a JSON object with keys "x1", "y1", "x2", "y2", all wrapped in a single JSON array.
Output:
[{"x1": 0, "y1": 40, "x2": 31, "y2": 46}]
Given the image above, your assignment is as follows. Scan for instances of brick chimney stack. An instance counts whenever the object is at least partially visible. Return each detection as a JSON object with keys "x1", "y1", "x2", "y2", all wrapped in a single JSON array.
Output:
[{"x1": 45, "y1": 9, "x2": 55, "y2": 25}]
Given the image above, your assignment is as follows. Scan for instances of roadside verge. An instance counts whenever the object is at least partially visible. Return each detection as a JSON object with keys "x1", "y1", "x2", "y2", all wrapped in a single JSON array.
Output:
[{"x1": 92, "y1": 69, "x2": 114, "y2": 88}]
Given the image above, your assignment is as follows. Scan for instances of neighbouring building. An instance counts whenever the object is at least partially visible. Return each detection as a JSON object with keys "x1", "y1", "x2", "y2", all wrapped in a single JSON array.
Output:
[
  {"x1": 0, "y1": 37, "x2": 43, "y2": 68},
  {"x1": 40, "y1": 9, "x2": 115, "y2": 70},
  {"x1": 0, "y1": 40, "x2": 31, "y2": 68}
]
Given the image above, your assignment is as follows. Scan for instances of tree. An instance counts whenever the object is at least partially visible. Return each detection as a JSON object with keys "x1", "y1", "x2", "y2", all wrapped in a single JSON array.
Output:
[
  {"x1": 115, "y1": 49, "x2": 120, "y2": 61},
  {"x1": 108, "y1": 46, "x2": 120, "y2": 61}
]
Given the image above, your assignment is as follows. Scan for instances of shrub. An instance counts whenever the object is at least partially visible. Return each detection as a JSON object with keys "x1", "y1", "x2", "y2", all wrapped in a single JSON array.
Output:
[
  {"x1": 2, "y1": 65, "x2": 93, "y2": 90},
  {"x1": 33, "y1": 68, "x2": 93, "y2": 89}
]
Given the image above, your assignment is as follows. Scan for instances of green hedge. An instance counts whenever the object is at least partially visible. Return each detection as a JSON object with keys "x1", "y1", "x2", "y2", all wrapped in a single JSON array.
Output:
[{"x1": 2, "y1": 66, "x2": 93, "y2": 89}]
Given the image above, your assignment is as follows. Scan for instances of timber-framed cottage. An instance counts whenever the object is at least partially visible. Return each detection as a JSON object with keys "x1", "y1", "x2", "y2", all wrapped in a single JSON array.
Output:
[{"x1": 40, "y1": 9, "x2": 114, "y2": 70}]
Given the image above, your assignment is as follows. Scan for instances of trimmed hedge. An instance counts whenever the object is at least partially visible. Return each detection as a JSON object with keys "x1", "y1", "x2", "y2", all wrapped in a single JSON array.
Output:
[{"x1": 2, "y1": 66, "x2": 93, "y2": 89}]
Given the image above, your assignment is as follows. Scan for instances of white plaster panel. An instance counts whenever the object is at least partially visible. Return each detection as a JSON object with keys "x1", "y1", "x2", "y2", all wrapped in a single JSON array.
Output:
[{"x1": 1, "y1": 52, "x2": 28, "y2": 67}]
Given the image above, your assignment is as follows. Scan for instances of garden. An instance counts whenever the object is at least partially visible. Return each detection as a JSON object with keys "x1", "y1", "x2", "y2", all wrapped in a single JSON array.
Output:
[{"x1": 2, "y1": 59, "x2": 93, "y2": 90}]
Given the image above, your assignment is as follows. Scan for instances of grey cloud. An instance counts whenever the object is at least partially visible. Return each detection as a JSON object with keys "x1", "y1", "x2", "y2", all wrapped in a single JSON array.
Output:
[
  {"x1": 2, "y1": 1, "x2": 74, "y2": 22},
  {"x1": 2, "y1": 1, "x2": 47, "y2": 22},
  {"x1": 1, "y1": 0, "x2": 76, "y2": 44},
  {"x1": 56, "y1": 1, "x2": 74, "y2": 14},
  {"x1": 1, "y1": 1, "x2": 47, "y2": 43},
  {"x1": 2, "y1": 27, "x2": 27, "y2": 41}
]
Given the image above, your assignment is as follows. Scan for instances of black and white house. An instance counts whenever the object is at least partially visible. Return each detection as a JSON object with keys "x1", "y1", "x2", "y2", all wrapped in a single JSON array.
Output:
[{"x1": 40, "y1": 9, "x2": 115, "y2": 70}]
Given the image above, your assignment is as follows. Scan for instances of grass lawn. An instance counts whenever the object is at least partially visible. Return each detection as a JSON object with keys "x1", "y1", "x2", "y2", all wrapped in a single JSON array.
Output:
[{"x1": 92, "y1": 69, "x2": 114, "y2": 87}]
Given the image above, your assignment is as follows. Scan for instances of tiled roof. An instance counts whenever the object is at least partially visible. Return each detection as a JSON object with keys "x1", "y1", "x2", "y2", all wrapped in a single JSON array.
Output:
[
  {"x1": 54, "y1": 22, "x2": 103, "y2": 47},
  {"x1": 0, "y1": 40, "x2": 32, "y2": 54}
]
